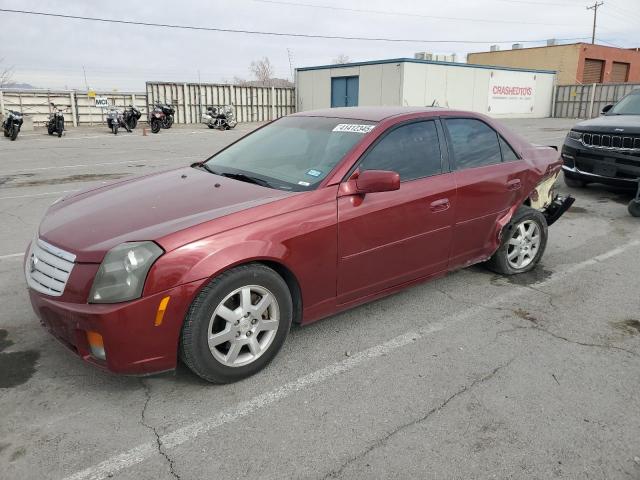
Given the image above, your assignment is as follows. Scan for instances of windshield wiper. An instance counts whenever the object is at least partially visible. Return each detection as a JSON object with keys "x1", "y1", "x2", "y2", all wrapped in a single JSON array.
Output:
[{"x1": 219, "y1": 172, "x2": 272, "y2": 188}]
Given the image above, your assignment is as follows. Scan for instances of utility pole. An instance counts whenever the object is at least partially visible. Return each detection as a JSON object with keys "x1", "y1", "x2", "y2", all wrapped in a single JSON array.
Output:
[
  {"x1": 586, "y1": 1, "x2": 604, "y2": 44},
  {"x1": 287, "y1": 48, "x2": 294, "y2": 83}
]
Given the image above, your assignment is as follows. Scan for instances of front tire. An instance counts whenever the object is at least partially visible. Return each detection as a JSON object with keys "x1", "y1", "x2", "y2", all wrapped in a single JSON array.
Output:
[
  {"x1": 10, "y1": 125, "x2": 19, "y2": 141},
  {"x1": 56, "y1": 118, "x2": 64, "y2": 138},
  {"x1": 629, "y1": 199, "x2": 640, "y2": 218},
  {"x1": 151, "y1": 118, "x2": 161, "y2": 134},
  {"x1": 180, "y1": 264, "x2": 293, "y2": 383},
  {"x1": 485, "y1": 206, "x2": 548, "y2": 275}
]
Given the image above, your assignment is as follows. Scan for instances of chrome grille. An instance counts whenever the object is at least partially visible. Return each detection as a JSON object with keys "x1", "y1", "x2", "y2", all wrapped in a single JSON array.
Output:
[
  {"x1": 25, "y1": 239, "x2": 76, "y2": 297},
  {"x1": 581, "y1": 132, "x2": 640, "y2": 152}
]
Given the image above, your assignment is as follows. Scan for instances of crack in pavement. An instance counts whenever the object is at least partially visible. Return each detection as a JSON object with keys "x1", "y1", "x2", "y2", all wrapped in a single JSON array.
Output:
[
  {"x1": 139, "y1": 379, "x2": 181, "y2": 480},
  {"x1": 499, "y1": 324, "x2": 640, "y2": 359},
  {"x1": 321, "y1": 358, "x2": 515, "y2": 479}
]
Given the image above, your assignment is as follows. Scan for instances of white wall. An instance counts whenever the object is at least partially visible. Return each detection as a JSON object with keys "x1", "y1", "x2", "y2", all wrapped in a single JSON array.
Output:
[
  {"x1": 401, "y1": 62, "x2": 555, "y2": 118},
  {"x1": 297, "y1": 61, "x2": 556, "y2": 118}
]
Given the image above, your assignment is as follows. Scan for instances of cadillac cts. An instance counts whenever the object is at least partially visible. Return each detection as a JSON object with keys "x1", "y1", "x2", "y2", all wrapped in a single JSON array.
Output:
[{"x1": 25, "y1": 107, "x2": 573, "y2": 383}]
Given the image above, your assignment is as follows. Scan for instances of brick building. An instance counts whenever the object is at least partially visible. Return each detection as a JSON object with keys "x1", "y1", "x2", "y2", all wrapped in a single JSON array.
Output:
[{"x1": 467, "y1": 43, "x2": 640, "y2": 85}]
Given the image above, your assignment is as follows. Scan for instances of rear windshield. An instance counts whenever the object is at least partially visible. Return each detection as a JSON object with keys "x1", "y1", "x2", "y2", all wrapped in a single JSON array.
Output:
[{"x1": 205, "y1": 116, "x2": 376, "y2": 191}]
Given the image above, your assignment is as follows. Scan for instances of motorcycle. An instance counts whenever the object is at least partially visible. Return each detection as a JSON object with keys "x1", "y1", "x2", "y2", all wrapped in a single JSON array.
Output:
[
  {"x1": 201, "y1": 105, "x2": 237, "y2": 130},
  {"x1": 47, "y1": 103, "x2": 66, "y2": 137},
  {"x1": 149, "y1": 105, "x2": 166, "y2": 134},
  {"x1": 123, "y1": 105, "x2": 142, "y2": 130},
  {"x1": 106, "y1": 108, "x2": 131, "y2": 135},
  {"x1": 2, "y1": 110, "x2": 23, "y2": 141},
  {"x1": 158, "y1": 104, "x2": 174, "y2": 129}
]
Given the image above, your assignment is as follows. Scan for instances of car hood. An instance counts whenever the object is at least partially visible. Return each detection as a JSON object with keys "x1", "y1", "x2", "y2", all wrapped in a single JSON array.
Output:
[
  {"x1": 39, "y1": 167, "x2": 293, "y2": 262},
  {"x1": 573, "y1": 115, "x2": 640, "y2": 135}
]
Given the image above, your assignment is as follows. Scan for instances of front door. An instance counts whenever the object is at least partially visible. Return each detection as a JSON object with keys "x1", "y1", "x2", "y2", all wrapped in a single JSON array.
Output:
[
  {"x1": 331, "y1": 76, "x2": 359, "y2": 108},
  {"x1": 337, "y1": 120, "x2": 455, "y2": 303}
]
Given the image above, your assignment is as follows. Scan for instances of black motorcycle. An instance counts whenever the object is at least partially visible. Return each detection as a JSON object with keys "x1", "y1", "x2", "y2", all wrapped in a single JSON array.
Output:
[
  {"x1": 106, "y1": 108, "x2": 131, "y2": 135},
  {"x1": 158, "y1": 104, "x2": 174, "y2": 129},
  {"x1": 2, "y1": 110, "x2": 23, "y2": 141},
  {"x1": 123, "y1": 105, "x2": 142, "y2": 130},
  {"x1": 47, "y1": 103, "x2": 65, "y2": 138}
]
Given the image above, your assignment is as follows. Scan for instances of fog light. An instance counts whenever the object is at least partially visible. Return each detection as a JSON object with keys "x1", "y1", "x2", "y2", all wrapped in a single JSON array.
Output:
[{"x1": 87, "y1": 331, "x2": 106, "y2": 360}]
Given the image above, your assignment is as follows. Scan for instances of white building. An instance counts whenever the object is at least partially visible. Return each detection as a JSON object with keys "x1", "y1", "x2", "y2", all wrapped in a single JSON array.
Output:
[{"x1": 296, "y1": 58, "x2": 556, "y2": 118}]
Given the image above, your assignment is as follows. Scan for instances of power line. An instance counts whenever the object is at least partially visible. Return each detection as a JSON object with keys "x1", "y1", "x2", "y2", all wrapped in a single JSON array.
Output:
[
  {"x1": 248, "y1": 0, "x2": 576, "y2": 26},
  {"x1": 0, "y1": 8, "x2": 591, "y2": 45}
]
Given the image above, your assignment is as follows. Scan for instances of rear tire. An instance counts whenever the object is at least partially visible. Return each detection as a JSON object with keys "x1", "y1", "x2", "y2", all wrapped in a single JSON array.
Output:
[
  {"x1": 180, "y1": 264, "x2": 292, "y2": 383},
  {"x1": 564, "y1": 174, "x2": 586, "y2": 188},
  {"x1": 485, "y1": 206, "x2": 548, "y2": 275},
  {"x1": 130, "y1": 117, "x2": 138, "y2": 129}
]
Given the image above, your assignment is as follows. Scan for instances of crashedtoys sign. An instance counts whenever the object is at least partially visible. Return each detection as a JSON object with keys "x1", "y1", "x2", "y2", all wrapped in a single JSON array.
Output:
[{"x1": 487, "y1": 71, "x2": 537, "y2": 114}]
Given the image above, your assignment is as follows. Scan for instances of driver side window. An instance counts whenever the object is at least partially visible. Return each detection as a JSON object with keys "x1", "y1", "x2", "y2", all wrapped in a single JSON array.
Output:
[{"x1": 358, "y1": 121, "x2": 442, "y2": 182}]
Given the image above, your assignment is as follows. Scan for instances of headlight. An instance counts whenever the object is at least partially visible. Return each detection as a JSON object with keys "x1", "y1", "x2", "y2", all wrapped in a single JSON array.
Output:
[
  {"x1": 568, "y1": 130, "x2": 582, "y2": 141},
  {"x1": 89, "y1": 241, "x2": 163, "y2": 303}
]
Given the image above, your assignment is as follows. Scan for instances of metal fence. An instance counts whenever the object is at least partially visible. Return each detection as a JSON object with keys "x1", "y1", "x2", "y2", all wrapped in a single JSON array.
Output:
[
  {"x1": 553, "y1": 83, "x2": 640, "y2": 119},
  {"x1": 0, "y1": 83, "x2": 295, "y2": 126},
  {"x1": 0, "y1": 89, "x2": 145, "y2": 126},
  {"x1": 146, "y1": 82, "x2": 295, "y2": 124}
]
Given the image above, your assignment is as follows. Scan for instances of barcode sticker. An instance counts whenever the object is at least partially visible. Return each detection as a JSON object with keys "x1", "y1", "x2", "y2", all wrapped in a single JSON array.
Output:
[{"x1": 332, "y1": 124, "x2": 375, "y2": 134}]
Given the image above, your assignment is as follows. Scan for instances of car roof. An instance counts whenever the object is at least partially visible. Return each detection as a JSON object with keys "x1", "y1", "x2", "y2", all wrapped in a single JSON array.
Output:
[{"x1": 291, "y1": 106, "x2": 452, "y2": 122}]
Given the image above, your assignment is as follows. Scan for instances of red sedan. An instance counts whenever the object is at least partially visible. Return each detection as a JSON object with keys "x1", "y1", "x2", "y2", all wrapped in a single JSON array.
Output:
[{"x1": 25, "y1": 107, "x2": 573, "y2": 383}]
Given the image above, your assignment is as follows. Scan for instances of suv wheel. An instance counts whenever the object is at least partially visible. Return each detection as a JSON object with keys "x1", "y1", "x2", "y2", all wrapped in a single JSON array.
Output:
[
  {"x1": 564, "y1": 174, "x2": 587, "y2": 188},
  {"x1": 180, "y1": 264, "x2": 293, "y2": 383}
]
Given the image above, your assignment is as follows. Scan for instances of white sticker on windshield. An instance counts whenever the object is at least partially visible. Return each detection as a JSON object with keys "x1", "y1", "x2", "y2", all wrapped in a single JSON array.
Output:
[
  {"x1": 332, "y1": 124, "x2": 375, "y2": 134},
  {"x1": 298, "y1": 181, "x2": 311, "y2": 186}
]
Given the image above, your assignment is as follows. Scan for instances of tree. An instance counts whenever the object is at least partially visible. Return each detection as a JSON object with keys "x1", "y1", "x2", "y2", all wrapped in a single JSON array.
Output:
[
  {"x1": 0, "y1": 58, "x2": 14, "y2": 88},
  {"x1": 332, "y1": 54, "x2": 350, "y2": 64},
  {"x1": 249, "y1": 57, "x2": 275, "y2": 86}
]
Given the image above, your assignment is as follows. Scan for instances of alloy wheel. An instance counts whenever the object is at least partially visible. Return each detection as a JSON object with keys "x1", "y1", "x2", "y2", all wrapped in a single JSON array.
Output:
[
  {"x1": 207, "y1": 285, "x2": 280, "y2": 367},
  {"x1": 506, "y1": 220, "x2": 541, "y2": 270}
]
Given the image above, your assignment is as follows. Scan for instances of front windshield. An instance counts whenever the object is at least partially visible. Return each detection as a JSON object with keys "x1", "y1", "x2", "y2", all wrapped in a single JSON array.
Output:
[
  {"x1": 204, "y1": 116, "x2": 376, "y2": 191},
  {"x1": 609, "y1": 91, "x2": 640, "y2": 115}
]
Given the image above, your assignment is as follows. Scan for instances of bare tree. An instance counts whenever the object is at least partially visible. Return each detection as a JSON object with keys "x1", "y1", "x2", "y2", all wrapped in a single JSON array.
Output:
[
  {"x1": 249, "y1": 57, "x2": 275, "y2": 86},
  {"x1": 332, "y1": 54, "x2": 350, "y2": 64},
  {"x1": 0, "y1": 58, "x2": 14, "y2": 88}
]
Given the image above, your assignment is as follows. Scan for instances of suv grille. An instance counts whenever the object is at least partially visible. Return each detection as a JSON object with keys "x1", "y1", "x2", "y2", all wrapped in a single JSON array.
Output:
[
  {"x1": 25, "y1": 239, "x2": 76, "y2": 297},
  {"x1": 581, "y1": 132, "x2": 640, "y2": 152}
]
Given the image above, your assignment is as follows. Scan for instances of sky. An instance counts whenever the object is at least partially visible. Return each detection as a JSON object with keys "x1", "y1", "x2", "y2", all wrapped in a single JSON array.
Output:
[{"x1": 0, "y1": 0, "x2": 638, "y2": 91}]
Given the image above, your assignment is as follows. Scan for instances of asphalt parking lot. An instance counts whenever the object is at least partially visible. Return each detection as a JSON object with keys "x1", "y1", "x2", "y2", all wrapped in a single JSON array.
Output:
[{"x1": 1, "y1": 118, "x2": 639, "y2": 480}]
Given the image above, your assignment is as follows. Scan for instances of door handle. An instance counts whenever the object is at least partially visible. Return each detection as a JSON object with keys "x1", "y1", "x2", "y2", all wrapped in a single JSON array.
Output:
[
  {"x1": 430, "y1": 198, "x2": 450, "y2": 212},
  {"x1": 507, "y1": 179, "x2": 522, "y2": 191}
]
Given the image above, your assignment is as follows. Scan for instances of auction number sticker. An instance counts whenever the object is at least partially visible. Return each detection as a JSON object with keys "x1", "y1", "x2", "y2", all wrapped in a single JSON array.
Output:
[{"x1": 332, "y1": 124, "x2": 375, "y2": 134}]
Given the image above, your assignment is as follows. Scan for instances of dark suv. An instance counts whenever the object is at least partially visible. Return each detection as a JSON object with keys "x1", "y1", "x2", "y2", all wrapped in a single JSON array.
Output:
[{"x1": 561, "y1": 89, "x2": 640, "y2": 189}]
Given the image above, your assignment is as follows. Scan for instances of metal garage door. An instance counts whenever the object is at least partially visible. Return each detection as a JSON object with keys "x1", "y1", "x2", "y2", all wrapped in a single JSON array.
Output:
[
  {"x1": 331, "y1": 76, "x2": 359, "y2": 108},
  {"x1": 582, "y1": 59, "x2": 604, "y2": 84},
  {"x1": 611, "y1": 62, "x2": 630, "y2": 83}
]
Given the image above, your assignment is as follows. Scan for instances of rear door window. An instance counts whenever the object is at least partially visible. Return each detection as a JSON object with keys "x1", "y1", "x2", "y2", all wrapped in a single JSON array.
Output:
[{"x1": 445, "y1": 119, "x2": 502, "y2": 169}]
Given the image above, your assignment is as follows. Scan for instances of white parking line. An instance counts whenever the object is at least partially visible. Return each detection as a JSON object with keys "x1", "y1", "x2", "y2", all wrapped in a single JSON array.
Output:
[
  {"x1": 0, "y1": 252, "x2": 24, "y2": 260},
  {"x1": 2, "y1": 155, "x2": 203, "y2": 175},
  {"x1": 62, "y1": 238, "x2": 640, "y2": 480},
  {"x1": 0, "y1": 189, "x2": 79, "y2": 200}
]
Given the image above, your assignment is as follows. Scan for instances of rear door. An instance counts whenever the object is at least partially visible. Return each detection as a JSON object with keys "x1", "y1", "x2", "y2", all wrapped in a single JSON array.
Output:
[
  {"x1": 337, "y1": 119, "x2": 456, "y2": 303},
  {"x1": 443, "y1": 117, "x2": 527, "y2": 268}
]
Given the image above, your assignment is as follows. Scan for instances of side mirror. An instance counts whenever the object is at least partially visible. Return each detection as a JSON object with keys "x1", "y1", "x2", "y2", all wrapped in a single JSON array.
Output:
[
  {"x1": 355, "y1": 170, "x2": 400, "y2": 194},
  {"x1": 601, "y1": 104, "x2": 614, "y2": 114}
]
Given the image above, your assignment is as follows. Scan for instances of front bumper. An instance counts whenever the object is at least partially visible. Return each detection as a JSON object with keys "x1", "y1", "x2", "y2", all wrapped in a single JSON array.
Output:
[
  {"x1": 561, "y1": 142, "x2": 640, "y2": 187},
  {"x1": 29, "y1": 279, "x2": 206, "y2": 375}
]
